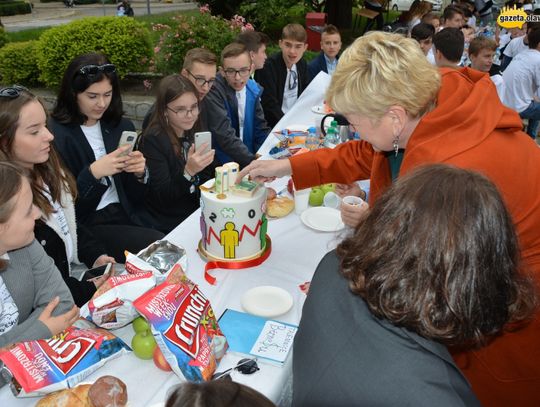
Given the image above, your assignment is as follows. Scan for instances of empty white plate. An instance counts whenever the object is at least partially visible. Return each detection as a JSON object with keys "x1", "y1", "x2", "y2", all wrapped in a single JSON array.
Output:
[
  {"x1": 241, "y1": 286, "x2": 293, "y2": 318},
  {"x1": 301, "y1": 207, "x2": 345, "y2": 232}
]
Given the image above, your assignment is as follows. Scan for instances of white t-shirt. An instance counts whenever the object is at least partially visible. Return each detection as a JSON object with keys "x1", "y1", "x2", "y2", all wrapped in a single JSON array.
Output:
[
  {"x1": 427, "y1": 48, "x2": 436, "y2": 65},
  {"x1": 236, "y1": 87, "x2": 247, "y2": 141},
  {"x1": 503, "y1": 36, "x2": 528, "y2": 58},
  {"x1": 491, "y1": 74, "x2": 505, "y2": 103},
  {"x1": 282, "y1": 65, "x2": 298, "y2": 114},
  {"x1": 81, "y1": 122, "x2": 120, "y2": 210},
  {"x1": 502, "y1": 48, "x2": 540, "y2": 112},
  {"x1": 0, "y1": 253, "x2": 18, "y2": 336},
  {"x1": 43, "y1": 185, "x2": 74, "y2": 263}
]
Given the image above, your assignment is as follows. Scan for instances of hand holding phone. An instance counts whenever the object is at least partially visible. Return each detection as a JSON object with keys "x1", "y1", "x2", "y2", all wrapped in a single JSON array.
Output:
[
  {"x1": 81, "y1": 263, "x2": 113, "y2": 282},
  {"x1": 117, "y1": 131, "x2": 139, "y2": 157}
]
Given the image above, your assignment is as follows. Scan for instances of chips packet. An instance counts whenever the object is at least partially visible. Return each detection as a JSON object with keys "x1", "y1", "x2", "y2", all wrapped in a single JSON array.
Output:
[
  {"x1": 133, "y1": 265, "x2": 228, "y2": 382},
  {"x1": 0, "y1": 322, "x2": 130, "y2": 397},
  {"x1": 80, "y1": 272, "x2": 156, "y2": 329}
]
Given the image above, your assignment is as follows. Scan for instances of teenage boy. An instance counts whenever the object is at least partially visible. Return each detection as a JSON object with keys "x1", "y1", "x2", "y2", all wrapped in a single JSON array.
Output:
[
  {"x1": 411, "y1": 23, "x2": 435, "y2": 56},
  {"x1": 433, "y1": 27, "x2": 465, "y2": 67},
  {"x1": 142, "y1": 48, "x2": 217, "y2": 130},
  {"x1": 255, "y1": 23, "x2": 311, "y2": 128},
  {"x1": 440, "y1": 5, "x2": 465, "y2": 29},
  {"x1": 205, "y1": 43, "x2": 271, "y2": 167},
  {"x1": 469, "y1": 36, "x2": 504, "y2": 99},
  {"x1": 502, "y1": 28, "x2": 540, "y2": 139},
  {"x1": 234, "y1": 30, "x2": 270, "y2": 72},
  {"x1": 308, "y1": 24, "x2": 342, "y2": 79}
]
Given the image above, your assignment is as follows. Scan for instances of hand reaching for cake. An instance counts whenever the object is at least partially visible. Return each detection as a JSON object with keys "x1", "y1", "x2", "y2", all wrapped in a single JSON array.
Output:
[
  {"x1": 185, "y1": 144, "x2": 215, "y2": 176},
  {"x1": 236, "y1": 159, "x2": 292, "y2": 183}
]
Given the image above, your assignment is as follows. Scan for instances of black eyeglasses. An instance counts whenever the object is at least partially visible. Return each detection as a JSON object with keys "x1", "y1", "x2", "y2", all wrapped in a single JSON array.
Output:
[
  {"x1": 167, "y1": 104, "x2": 199, "y2": 117},
  {"x1": 0, "y1": 85, "x2": 28, "y2": 99},
  {"x1": 186, "y1": 70, "x2": 216, "y2": 87},
  {"x1": 212, "y1": 358, "x2": 259, "y2": 381},
  {"x1": 79, "y1": 64, "x2": 116, "y2": 76},
  {"x1": 288, "y1": 70, "x2": 298, "y2": 90},
  {"x1": 223, "y1": 67, "x2": 251, "y2": 78}
]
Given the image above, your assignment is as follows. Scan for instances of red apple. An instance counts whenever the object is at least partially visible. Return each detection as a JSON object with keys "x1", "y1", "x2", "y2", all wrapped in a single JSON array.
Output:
[
  {"x1": 153, "y1": 346, "x2": 172, "y2": 371},
  {"x1": 131, "y1": 330, "x2": 157, "y2": 360}
]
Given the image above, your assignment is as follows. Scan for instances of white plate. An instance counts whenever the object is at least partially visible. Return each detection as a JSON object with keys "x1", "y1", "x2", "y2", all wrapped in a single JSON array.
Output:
[
  {"x1": 241, "y1": 286, "x2": 293, "y2": 318},
  {"x1": 311, "y1": 105, "x2": 327, "y2": 115},
  {"x1": 301, "y1": 207, "x2": 345, "y2": 232}
]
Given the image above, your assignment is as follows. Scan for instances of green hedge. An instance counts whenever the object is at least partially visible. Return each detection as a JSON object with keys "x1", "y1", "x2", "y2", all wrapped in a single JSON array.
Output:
[
  {"x1": 0, "y1": 1, "x2": 32, "y2": 16},
  {"x1": 0, "y1": 26, "x2": 8, "y2": 48},
  {"x1": 36, "y1": 16, "x2": 152, "y2": 87},
  {"x1": 0, "y1": 41, "x2": 41, "y2": 85}
]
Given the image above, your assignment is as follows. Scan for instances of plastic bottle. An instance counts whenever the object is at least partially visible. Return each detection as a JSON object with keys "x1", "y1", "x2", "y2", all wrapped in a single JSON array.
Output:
[
  {"x1": 305, "y1": 126, "x2": 319, "y2": 150},
  {"x1": 324, "y1": 127, "x2": 339, "y2": 148}
]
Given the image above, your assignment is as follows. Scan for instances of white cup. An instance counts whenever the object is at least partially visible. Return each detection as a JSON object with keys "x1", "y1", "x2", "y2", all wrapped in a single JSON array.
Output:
[
  {"x1": 342, "y1": 195, "x2": 365, "y2": 207},
  {"x1": 294, "y1": 188, "x2": 311, "y2": 214},
  {"x1": 323, "y1": 191, "x2": 341, "y2": 209}
]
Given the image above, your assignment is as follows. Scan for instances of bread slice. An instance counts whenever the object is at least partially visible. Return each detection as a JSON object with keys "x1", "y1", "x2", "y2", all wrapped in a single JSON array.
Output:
[{"x1": 35, "y1": 384, "x2": 91, "y2": 407}]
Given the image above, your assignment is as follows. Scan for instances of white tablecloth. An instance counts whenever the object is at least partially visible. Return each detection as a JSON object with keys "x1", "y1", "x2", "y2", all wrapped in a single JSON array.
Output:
[{"x1": 0, "y1": 207, "x2": 346, "y2": 406}]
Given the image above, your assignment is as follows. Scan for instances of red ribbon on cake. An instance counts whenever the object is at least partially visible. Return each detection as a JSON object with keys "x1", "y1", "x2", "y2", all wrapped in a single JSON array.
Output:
[{"x1": 203, "y1": 237, "x2": 272, "y2": 285}]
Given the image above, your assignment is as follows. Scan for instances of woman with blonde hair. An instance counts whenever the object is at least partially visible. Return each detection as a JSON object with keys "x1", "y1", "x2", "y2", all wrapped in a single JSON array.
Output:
[{"x1": 240, "y1": 31, "x2": 540, "y2": 407}]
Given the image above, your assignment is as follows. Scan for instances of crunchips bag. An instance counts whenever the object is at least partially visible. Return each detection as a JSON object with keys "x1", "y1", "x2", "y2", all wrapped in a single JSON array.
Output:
[{"x1": 133, "y1": 265, "x2": 227, "y2": 382}]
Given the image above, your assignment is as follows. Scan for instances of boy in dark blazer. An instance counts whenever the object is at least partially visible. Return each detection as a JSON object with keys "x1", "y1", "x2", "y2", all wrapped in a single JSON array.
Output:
[
  {"x1": 308, "y1": 24, "x2": 342, "y2": 79},
  {"x1": 255, "y1": 23, "x2": 311, "y2": 127}
]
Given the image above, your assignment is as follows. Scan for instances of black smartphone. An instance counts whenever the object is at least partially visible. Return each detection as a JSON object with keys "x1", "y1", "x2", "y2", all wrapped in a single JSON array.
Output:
[{"x1": 81, "y1": 263, "x2": 112, "y2": 282}]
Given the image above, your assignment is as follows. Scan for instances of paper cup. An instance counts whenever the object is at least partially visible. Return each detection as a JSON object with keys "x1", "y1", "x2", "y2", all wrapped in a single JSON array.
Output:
[
  {"x1": 342, "y1": 195, "x2": 365, "y2": 207},
  {"x1": 294, "y1": 188, "x2": 311, "y2": 214},
  {"x1": 323, "y1": 191, "x2": 341, "y2": 209}
]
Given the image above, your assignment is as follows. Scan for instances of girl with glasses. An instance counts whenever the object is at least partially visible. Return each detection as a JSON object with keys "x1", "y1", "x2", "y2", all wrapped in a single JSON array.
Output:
[
  {"x1": 139, "y1": 75, "x2": 216, "y2": 233},
  {"x1": 0, "y1": 162, "x2": 78, "y2": 347},
  {"x1": 0, "y1": 86, "x2": 120, "y2": 306},
  {"x1": 49, "y1": 52, "x2": 163, "y2": 263}
]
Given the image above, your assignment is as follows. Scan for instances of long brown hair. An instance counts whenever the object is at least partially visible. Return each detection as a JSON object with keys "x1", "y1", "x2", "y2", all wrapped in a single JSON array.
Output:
[
  {"x1": 143, "y1": 74, "x2": 201, "y2": 162},
  {"x1": 337, "y1": 164, "x2": 536, "y2": 348},
  {"x1": 0, "y1": 87, "x2": 77, "y2": 217}
]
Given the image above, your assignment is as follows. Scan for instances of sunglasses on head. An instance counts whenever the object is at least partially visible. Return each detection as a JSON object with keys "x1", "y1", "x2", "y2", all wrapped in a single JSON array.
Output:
[
  {"x1": 211, "y1": 358, "x2": 259, "y2": 381},
  {"x1": 0, "y1": 85, "x2": 29, "y2": 99},
  {"x1": 79, "y1": 64, "x2": 116, "y2": 76}
]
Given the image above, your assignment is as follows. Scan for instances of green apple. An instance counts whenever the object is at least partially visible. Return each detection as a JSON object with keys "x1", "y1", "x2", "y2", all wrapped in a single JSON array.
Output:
[
  {"x1": 309, "y1": 187, "x2": 325, "y2": 206},
  {"x1": 321, "y1": 183, "x2": 335, "y2": 195},
  {"x1": 131, "y1": 330, "x2": 157, "y2": 360},
  {"x1": 132, "y1": 316, "x2": 151, "y2": 334}
]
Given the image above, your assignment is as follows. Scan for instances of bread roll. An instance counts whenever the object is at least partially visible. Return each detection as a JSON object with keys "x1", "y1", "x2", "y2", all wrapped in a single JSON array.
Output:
[
  {"x1": 266, "y1": 197, "x2": 294, "y2": 218},
  {"x1": 88, "y1": 375, "x2": 128, "y2": 407},
  {"x1": 35, "y1": 384, "x2": 91, "y2": 407}
]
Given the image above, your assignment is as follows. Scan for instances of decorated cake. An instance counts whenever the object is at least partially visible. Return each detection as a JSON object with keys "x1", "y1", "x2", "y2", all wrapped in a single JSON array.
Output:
[{"x1": 199, "y1": 163, "x2": 268, "y2": 261}]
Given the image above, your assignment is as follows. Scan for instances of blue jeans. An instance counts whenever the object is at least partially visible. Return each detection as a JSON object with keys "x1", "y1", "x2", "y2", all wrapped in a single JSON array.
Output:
[{"x1": 519, "y1": 101, "x2": 540, "y2": 139}]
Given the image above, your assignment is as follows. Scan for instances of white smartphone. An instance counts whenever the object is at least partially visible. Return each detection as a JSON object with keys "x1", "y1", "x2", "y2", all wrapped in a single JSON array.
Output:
[
  {"x1": 194, "y1": 131, "x2": 212, "y2": 153},
  {"x1": 117, "y1": 131, "x2": 138, "y2": 156}
]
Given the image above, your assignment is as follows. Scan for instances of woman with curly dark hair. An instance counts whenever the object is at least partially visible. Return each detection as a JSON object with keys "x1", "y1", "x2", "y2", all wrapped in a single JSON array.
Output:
[{"x1": 293, "y1": 164, "x2": 536, "y2": 407}]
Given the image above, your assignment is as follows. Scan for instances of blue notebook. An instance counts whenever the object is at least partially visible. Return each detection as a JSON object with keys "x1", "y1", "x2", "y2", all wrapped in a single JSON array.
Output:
[{"x1": 218, "y1": 309, "x2": 298, "y2": 364}]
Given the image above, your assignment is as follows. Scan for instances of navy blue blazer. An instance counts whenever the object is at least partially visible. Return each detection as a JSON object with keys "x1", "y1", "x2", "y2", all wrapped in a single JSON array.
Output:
[{"x1": 308, "y1": 52, "x2": 340, "y2": 80}]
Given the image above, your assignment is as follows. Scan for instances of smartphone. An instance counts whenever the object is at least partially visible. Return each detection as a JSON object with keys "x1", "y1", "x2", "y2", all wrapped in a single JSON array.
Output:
[
  {"x1": 117, "y1": 131, "x2": 138, "y2": 156},
  {"x1": 81, "y1": 263, "x2": 113, "y2": 282},
  {"x1": 194, "y1": 131, "x2": 212, "y2": 153}
]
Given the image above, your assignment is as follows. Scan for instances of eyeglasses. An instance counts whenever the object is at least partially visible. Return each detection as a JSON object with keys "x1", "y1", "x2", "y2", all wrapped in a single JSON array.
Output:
[
  {"x1": 79, "y1": 64, "x2": 116, "y2": 76},
  {"x1": 0, "y1": 85, "x2": 28, "y2": 99},
  {"x1": 167, "y1": 104, "x2": 199, "y2": 117},
  {"x1": 211, "y1": 358, "x2": 259, "y2": 381},
  {"x1": 288, "y1": 70, "x2": 298, "y2": 90},
  {"x1": 186, "y1": 70, "x2": 216, "y2": 87},
  {"x1": 223, "y1": 67, "x2": 251, "y2": 78}
]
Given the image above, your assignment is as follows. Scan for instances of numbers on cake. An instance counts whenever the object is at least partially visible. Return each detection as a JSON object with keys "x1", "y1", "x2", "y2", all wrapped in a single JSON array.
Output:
[
  {"x1": 248, "y1": 209, "x2": 256, "y2": 219},
  {"x1": 209, "y1": 212, "x2": 217, "y2": 223}
]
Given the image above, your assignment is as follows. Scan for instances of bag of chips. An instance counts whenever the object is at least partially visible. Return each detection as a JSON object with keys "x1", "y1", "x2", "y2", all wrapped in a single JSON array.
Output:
[
  {"x1": 0, "y1": 322, "x2": 130, "y2": 397},
  {"x1": 133, "y1": 265, "x2": 227, "y2": 381}
]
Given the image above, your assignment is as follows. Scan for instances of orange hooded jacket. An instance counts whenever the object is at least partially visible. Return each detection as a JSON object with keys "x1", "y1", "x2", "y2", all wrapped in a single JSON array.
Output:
[{"x1": 290, "y1": 67, "x2": 540, "y2": 406}]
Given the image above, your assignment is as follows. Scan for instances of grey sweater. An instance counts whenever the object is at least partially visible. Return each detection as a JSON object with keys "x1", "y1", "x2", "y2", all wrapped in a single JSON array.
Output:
[{"x1": 0, "y1": 240, "x2": 74, "y2": 347}]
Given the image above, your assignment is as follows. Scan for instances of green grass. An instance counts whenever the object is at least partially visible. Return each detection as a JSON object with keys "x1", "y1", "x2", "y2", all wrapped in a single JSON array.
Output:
[{"x1": 5, "y1": 9, "x2": 199, "y2": 44}]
